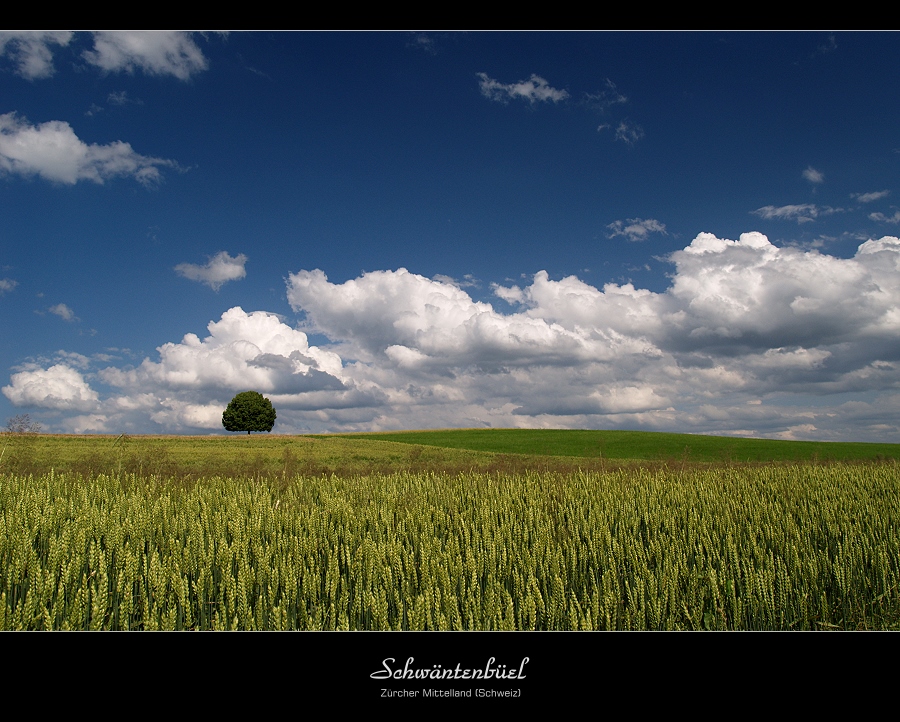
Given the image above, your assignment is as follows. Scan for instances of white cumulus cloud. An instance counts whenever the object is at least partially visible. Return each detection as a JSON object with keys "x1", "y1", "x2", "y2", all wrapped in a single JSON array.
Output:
[
  {"x1": 0, "y1": 112, "x2": 179, "y2": 186},
  {"x1": 2, "y1": 364, "x2": 99, "y2": 411},
  {"x1": 12, "y1": 233, "x2": 900, "y2": 440},
  {"x1": 0, "y1": 31, "x2": 73, "y2": 79},
  {"x1": 175, "y1": 251, "x2": 248, "y2": 291},
  {"x1": 48, "y1": 303, "x2": 76, "y2": 321},
  {"x1": 83, "y1": 31, "x2": 209, "y2": 80},
  {"x1": 286, "y1": 268, "x2": 622, "y2": 370},
  {"x1": 276, "y1": 232, "x2": 900, "y2": 436},
  {"x1": 477, "y1": 72, "x2": 569, "y2": 104},
  {"x1": 100, "y1": 307, "x2": 344, "y2": 396}
]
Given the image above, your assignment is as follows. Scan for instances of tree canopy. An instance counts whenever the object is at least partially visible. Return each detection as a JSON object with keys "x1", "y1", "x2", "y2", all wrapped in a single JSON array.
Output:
[
  {"x1": 222, "y1": 391, "x2": 276, "y2": 434},
  {"x1": 6, "y1": 414, "x2": 41, "y2": 434}
]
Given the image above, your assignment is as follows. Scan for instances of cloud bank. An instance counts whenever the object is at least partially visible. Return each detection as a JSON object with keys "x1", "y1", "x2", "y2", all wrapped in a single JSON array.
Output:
[
  {"x1": 0, "y1": 113, "x2": 179, "y2": 186},
  {"x1": 7, "y1": 232, "x2": 900, "y2": 440}
]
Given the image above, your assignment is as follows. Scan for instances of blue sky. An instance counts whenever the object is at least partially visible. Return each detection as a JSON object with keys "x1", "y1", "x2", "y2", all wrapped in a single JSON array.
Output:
[{"x1": 2, "y1": 31, "x2": 899, "y2": 440}]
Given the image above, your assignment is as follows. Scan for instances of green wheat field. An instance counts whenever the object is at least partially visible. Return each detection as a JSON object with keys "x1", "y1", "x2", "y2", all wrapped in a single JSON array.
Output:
[{"x1": 1, "y1": 429, "x2": 898, "y2": 630}]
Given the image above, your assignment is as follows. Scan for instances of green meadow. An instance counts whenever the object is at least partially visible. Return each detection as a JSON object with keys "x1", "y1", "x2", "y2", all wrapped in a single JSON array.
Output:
[
  {"x1": 346, "y1": 428, "x2": 900, "y2": 463},
  {"x1": 2, "y1": 428, "x2": 897, "y2": 480},
  {"x1": 1, "y1": 429, "x2": 898, "y2": 630}
]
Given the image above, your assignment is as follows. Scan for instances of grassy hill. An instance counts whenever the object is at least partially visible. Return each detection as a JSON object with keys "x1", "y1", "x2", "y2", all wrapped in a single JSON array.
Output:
[
  {"x1": 339, "y1": 428, "x2": 900, "y2": 464},
  {"x1": 2, "y1": 428, "x2": 897, "y2": 480}
]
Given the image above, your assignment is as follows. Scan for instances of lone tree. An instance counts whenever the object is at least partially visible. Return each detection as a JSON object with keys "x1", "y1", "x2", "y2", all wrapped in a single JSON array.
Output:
[{"x1": 222, "y1": 391, "x2": 277, "y2": 435}]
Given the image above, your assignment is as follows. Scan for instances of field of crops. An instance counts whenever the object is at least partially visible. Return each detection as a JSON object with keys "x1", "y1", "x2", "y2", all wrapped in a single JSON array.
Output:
[{"x1": 2, "y1": 430, "x2": 898, "y2": 630}]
